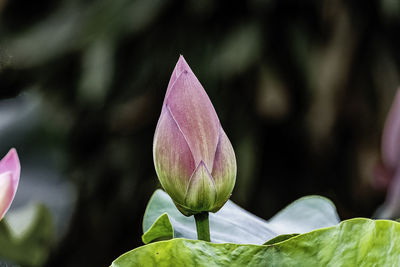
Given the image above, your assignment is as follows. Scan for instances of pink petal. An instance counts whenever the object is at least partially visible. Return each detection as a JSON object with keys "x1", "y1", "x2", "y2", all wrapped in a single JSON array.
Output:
[
  {"x1": 163, "y1": 55, "x2": 194, "y2": 106},
  {"x1": 153, "y1": 107, "x2": 196, "y2": 204},
  {"x1": 211, "y1": 129, "x2": 237, "y2": 209},
  {"x1": 382, "y1": 89, "x2": 400, "y2": 170},
  {"x1": 0, "y1": 148, "x2": 20, "y2": 196},
  {"x1": 165, "y1": 60, "x2": 220, "y2": 171},
  {"x1": 0, "y1": 172, "x2": 15, "y2": 220}
]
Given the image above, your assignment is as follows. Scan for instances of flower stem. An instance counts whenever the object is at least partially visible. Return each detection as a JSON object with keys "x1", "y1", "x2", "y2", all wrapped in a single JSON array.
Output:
[{"x1": 194, "y1": 212, "x2": 210, "y2": 242}]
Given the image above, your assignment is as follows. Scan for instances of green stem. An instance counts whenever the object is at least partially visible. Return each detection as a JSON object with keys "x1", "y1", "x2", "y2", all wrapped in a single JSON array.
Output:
[{"x1": 194, "y1": 212, "x2": 210, "y2": 242}]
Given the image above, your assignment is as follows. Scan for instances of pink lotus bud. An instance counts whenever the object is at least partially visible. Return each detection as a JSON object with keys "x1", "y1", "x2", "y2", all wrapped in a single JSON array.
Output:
[
  {"x1": 0, "y1": 148, "x2": 20, "y2": 220},
  {"x1": 153, "y1": 56, "x2": 236, "y2": 216},
  {"x1": 382, "y1": 88, "x2": 400, "y2": 172},
  {"x1": 375, "y1": 88, "x2": 400, "y2": 218}
]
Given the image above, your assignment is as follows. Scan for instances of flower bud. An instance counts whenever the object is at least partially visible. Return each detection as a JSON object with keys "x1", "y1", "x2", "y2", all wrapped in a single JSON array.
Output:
[
  {"x1": 0, "y1": 148, "x2": 20, "y2": 220},
  {"x1": 382, "y1": 88, "x2": 400, "y2": 172},
  {"x1": 153, "y1": 56, "x2": 236, "y2": 216},
  {"x1": 374, "y1": 88, "x2": 400, "y2": 218},
  {"x1": 374, "y1": 88, "x2": 400, "y2": 189}
]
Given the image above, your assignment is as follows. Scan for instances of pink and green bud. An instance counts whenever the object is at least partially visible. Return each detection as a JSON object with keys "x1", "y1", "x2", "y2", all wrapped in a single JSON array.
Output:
[
  {"x1": 153, "y1": 56, "x2": 236, "y2": 216},
  {"x1": 374, "y1": 88, "x2": 400, "y2": 218},
  {"x1": 382, "y1": 88, "x2": 400, "y2": 173},
  {"x1": 0, "y1": 148, "x2": 20, "y2": 220},
  {"x1": 373, "y1": 90, "x2": 400, "y2": 190},
  {"x1": 375, "y1": 88, "x2": 400, "y2": 189}
]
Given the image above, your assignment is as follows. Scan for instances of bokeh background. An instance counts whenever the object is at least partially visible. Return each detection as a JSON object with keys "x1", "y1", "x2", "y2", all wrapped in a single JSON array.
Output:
[{"x1": 1, "y1": 0, "x2": 400, "y2": 266}]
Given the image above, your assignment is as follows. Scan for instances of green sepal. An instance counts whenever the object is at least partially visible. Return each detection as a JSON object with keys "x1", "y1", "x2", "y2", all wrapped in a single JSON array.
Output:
[
  {"x1": 184, "y1": 162, "x2": 216, "y2": 213},
  {"x1": 142, "y1": 213, "x2": 174, "y2": 244}
]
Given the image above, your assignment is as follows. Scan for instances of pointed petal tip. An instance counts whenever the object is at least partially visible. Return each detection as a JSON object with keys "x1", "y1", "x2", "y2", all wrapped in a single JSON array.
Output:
[
  {"x1": 1, "y1": 147, "x2": 20, "y2": 164},
  {"x1": 176, "y1": 55, "x2": 186, "y2": 72},
  {"x1": 0, "y1": 148, "x2": 21, "y2": 187},
  {"x1": 198, "y1": 160, "x2": 212, "y2": 174},
  {"x1": 6, "y1": 148, "x2": 19, "y2": 161},
  {"x1": 4, "y1": 148, "x2": 20, "y2": 171},
  {"x1": 178, "y1": 54, "x2": 186, "y2": 63},
  {"x1": 165, "y1": 56, "x2": 193, "y2": 100},
  {"x1": 174, "y1": 55, "x2": 193, "y2": 76}
]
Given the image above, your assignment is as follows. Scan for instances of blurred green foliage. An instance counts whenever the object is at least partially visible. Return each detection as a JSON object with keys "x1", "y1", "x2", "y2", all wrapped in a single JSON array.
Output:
[
  {"x1": 0, "y1": 204, "x2": 53, "y2": 267},
  {"x1": 1, "y1": 0, "x2": 400, "y2": 266}
]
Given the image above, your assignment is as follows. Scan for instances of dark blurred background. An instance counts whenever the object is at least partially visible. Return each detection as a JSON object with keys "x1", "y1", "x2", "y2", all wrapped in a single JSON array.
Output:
[{"x1": 1, "y1": 0, "x2": 400, "y2": 266}]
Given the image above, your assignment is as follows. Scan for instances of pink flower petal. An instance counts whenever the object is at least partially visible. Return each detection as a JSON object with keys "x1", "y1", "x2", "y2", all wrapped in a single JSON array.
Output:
[
  {"x1": 153, "y1": 107, "x2": 196, "y2": 204},
  {"x1": 0, "y1": 148, "x2": 20, "y2": 197},
  {"x1": 382, "y1": 88, "x2": 400, "y2": 171},
  {"x1": 164, "y1": 55, "x2": 194, "y2": 106},
  {"x1": 0, "y1": 172, "x2": 15, "y2": 220},
  {"x1": 211, "y1": 129, "x2": 237, "y2": 210},
  {"x1": 165, "y1": 59, "x2": 220, "y2": 171}
]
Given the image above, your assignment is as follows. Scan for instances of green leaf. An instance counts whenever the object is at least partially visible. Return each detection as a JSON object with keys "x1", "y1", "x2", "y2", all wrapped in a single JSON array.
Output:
[
  {"x1": 263, "y1": 233, "x2": 298, "y2": 245},
  {"x1": 142, "y1": 213, "x2": 173, "y2": 244},
  {"x1": 143, "y1": 189, "x2": 339, "y2": 244},
  {"x1": 112, "y1": 218, "x2": 400, "y2": 266},
  {"x1": 0, "y1": 203, "x2": 54, "y2": 267}
]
